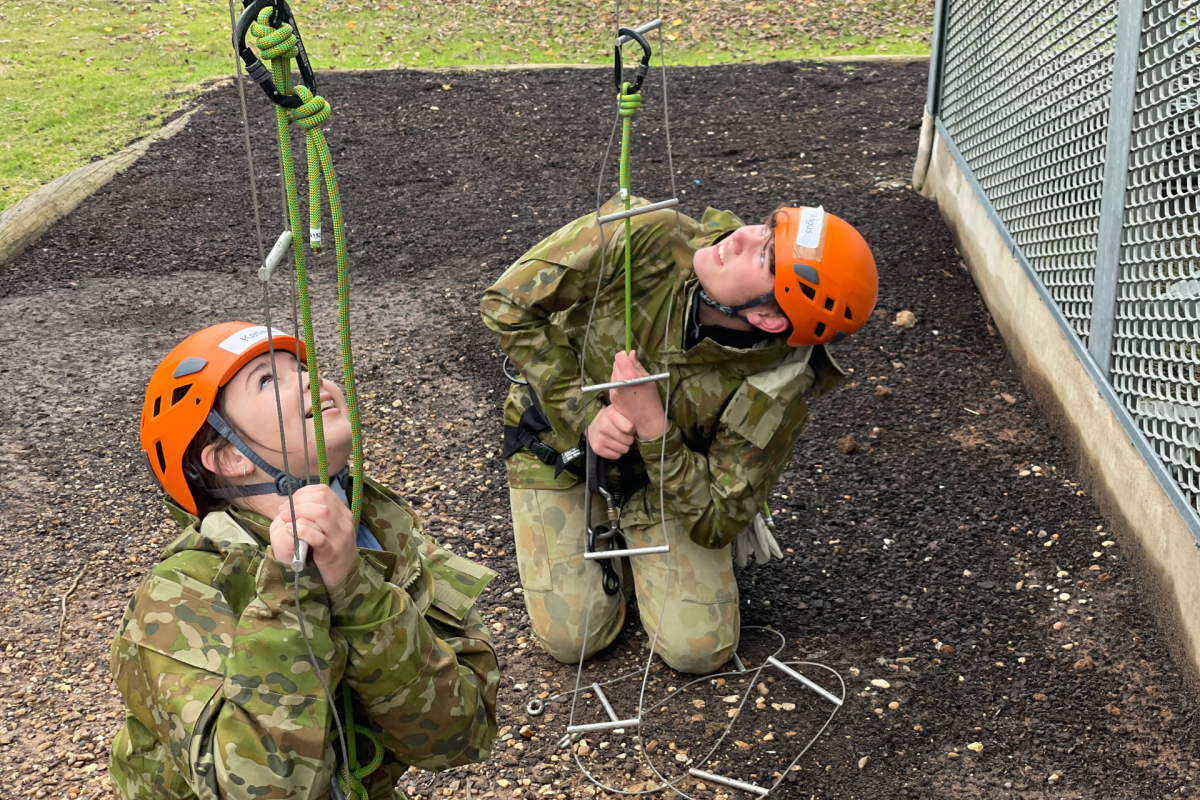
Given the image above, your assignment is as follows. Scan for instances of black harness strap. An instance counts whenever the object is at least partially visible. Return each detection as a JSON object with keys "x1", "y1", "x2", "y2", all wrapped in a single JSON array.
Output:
[{"x1": 501, "y1": 386, "x2": 584, "y2": 479}]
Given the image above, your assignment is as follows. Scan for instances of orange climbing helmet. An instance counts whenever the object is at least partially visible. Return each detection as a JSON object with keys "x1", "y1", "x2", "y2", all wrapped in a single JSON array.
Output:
[
  {"x1": 140, "y1": 322, "x2": 307, "y2": 515},
  {"x1": 773, "y1": 207, "x2": 878, "y2": 347}
]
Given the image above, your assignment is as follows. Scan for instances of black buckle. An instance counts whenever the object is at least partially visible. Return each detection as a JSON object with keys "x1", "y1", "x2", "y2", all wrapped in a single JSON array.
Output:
[
  {"x1": 233, "y1": 0, "x2": 316, "y2": 110},
  {"x1": 613, "y1": 27, "x2": 652, "y2": 94},
  {"x1": 274, "y1": 472, "x2": 306, "y2": 495}
]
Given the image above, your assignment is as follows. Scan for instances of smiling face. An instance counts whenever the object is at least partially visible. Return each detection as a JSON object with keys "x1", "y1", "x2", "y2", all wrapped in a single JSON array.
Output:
[
  {"x1": 203, "y1": 352, "x2": 352, "y2": 488},
  {"x1": 692, "y1": 224, "x2": 790, "y2": 334}
]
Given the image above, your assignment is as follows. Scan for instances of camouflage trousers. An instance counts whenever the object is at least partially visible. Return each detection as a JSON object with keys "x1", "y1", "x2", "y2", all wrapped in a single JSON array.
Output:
[{"x1": 509, "y1": 484, "x2": 740, "y2": 675}]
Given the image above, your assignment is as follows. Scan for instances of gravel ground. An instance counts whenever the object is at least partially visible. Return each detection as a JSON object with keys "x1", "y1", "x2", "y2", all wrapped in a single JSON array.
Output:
[{"x1": 1, "y1": 61, "x2": 1197, "y2": 800}]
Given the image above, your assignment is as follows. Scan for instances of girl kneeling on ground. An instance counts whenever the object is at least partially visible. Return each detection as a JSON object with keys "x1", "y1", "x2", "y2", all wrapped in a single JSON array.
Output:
[{"x1": 110, "y1": 322, "x2": 499, "y2": 800}]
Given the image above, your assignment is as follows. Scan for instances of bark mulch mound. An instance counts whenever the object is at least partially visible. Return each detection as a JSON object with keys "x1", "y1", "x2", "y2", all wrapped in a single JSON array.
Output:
[{"x1": 1, "y1": 61, "x2": 1196, "y2": 799}]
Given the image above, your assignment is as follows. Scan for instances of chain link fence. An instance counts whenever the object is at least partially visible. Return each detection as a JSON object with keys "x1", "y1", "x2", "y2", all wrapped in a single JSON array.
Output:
[{"x1": 931, "y1": 0, "x2": 1200, "y2": 521}]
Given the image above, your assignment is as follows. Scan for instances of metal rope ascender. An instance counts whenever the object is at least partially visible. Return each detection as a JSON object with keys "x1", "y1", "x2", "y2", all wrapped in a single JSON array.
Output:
[{"x1": 226, "y1": 1, "x2": 376, "y2": 797}]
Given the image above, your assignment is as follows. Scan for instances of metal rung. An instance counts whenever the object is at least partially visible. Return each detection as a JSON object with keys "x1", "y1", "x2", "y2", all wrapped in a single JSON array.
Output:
[
  {"x1": 767, "y1": 657, "x2": 843, "y2": 707},
  {"x1": 584, "y1": 545, "x2": 670, "y2": 560},
  {"x1": 597, "y1": 198, "x2": 679, "y2": 225},
  {"x1": 592, "y1": 683, "x2": 619, "y2": 723},
  {"x1": 616, "y1": 19, "x2": 662, "y2": 46},
  {"x1": 566, "y1": 718, "x2": 640, "y2": 734},
  {"x1": 688, "y1": 769, "x2": 769, "y2": 798},
  {"x1": 731, "y1": 653, "x2": 746, "y2": 673},
  {"x1": 258, "y1": 230, "x2": 293, "y2": 282},
  {"x1": 580, "y1": 372, "x2": 670, "y2": 394}
]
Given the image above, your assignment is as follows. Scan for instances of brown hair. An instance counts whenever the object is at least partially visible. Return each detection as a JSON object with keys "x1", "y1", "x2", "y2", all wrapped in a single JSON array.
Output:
[
  {"x1": 180, "y1": 387, "x2": 237, "y2": 518},
  {"x1": 757, "y1": 207, "x2": 787, "y2": 315}
]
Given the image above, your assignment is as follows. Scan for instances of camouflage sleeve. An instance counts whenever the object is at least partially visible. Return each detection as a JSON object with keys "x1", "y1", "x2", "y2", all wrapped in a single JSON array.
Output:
[
  {"x1": 110, "y1": 552, "x2": 344, "y2": 800},
  {"x1": 480, "y1": 196, "x2": 676, "y2": 449},
  {"x1": 637, "y1": 347, "x2": 844, "y2": 549},
  {"x1": 480, "y1": 211, "x2": 607, "y2": 448},
  {"x1": 326, "y1": 554, "x2": 498, "y2": 770}
]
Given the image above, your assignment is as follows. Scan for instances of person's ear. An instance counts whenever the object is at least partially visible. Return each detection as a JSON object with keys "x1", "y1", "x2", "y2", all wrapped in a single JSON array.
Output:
[
  {"x1": 745, "y1": 309, "x2": 791, "y2": 334},
  {"x1": 201, "y1": 444, "x2": 252, "y2": 479}
]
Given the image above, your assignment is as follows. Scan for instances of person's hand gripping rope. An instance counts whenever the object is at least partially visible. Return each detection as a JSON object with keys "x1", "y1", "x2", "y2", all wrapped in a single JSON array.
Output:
[
  {"x1": 587, "y1": 351, "x2": 666, "y2": 459},
  {"x1": 270, "y1": 484, "x2": 359, "y2": 587}
]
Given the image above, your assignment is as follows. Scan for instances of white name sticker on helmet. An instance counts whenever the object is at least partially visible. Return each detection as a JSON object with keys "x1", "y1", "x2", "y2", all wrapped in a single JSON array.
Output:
[
  {"x1": 794, "y1": 206, "x2": 828, "y2": 262},
  {"x1": 218, "y1": 326, "x2": 289, "y2": 355}
]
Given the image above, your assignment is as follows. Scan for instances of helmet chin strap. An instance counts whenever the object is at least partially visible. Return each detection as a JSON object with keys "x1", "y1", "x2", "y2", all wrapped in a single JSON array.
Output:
[
  {"x1": 697, "y1": 288, "x2": 777, "y2": 320},
  {"x1": 204, "y1": 410, "x2": 339, "y2": 499}
]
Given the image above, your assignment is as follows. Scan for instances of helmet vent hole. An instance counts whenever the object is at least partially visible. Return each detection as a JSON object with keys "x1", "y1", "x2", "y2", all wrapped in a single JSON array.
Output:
[
  {"x1": 814, "y1": 322, "x2": 826, "y2": 337},
  {"x1": 801, "y1": 284, "x2": 816, "y2": 301},
  {"x1": 171, "y1": 384, "x2": 193, "y2": 406},
  {"x1": 824, "y1": 297, "x2": 835, "y2": 312},
  {"x1": 844, "y1": 306, "x2": 853, "y2": 321},
  {"x1": 152, "y1": 396, "x2": 161, "y2": 417},
  {"x1": 154, "y1": 441, "x2": 167, "y2": 474}
]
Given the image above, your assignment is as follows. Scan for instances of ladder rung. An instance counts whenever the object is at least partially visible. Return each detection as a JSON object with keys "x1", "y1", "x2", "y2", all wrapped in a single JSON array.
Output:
[
  {"x1": 585, "y1": 545, "x2": 670, "y2": 560},
  {"x1": 688, "y1": 769, "x2": 769, "y2": 797},
  {"x1": 258, "y1": 229, "x2": 293, "y2": 282},
  {"x1": 592, "y1": 683, "x2": 619, "y2": 723},
  {"x1": 767, "y1": 657, "x2": 843, "y2": 707},
  {"x1": 566, "y1": 718, "x2": 640, "y2": 734},
  {"x1": 580, "y1": 372, "x2": 670, "y2": 394},
  {"x1": 616, "y1": 19, "x2": 662, "y2": 46},
  {"x1": 597, "y1": 198, "x2": 679, "y2": 225}
]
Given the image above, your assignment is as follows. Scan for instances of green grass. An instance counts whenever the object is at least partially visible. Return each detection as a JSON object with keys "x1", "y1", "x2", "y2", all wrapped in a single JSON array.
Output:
[{"x1": 1, "y1": 0, "x2": 932, "y2": 212}]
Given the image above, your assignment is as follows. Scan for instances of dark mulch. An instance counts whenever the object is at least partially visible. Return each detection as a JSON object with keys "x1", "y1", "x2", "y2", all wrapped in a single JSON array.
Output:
[{"x1": 2, "y1": 60, "x2": 1196, "y2": 800}]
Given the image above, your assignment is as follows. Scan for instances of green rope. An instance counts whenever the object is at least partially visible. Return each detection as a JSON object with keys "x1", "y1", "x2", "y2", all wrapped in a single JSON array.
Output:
[
  {"x1": 250, "y1": 9, "x2": 365, "y2": 529},
  {"x1": 617, "y1": 82, "x2": 640, "y2": 354},
  {"x1": 326, "y1": 692, "x2": 384, "y2": 800},
  {"x1": 249, "y1": 11, "x2": 370, "y2": 798}
]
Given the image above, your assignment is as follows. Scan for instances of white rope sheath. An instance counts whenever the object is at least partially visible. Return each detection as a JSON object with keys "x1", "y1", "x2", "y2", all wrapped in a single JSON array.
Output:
[
  {"x1": 225, "y1": 0, "x2": 353, "y2": 782},
  {"x1": 552, "y1": 5, "x2": 846, "y2": 796}
]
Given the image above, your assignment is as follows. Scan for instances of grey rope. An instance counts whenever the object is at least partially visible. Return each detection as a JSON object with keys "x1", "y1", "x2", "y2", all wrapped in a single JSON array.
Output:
[{"x1": 655, "y1": 0, "x2": 681, "y2": 235}]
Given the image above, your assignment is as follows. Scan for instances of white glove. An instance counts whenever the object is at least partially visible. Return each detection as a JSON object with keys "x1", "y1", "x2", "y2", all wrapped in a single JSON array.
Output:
[{"x1": 732, "y1": 513, "x2": 784, "y2": 567}]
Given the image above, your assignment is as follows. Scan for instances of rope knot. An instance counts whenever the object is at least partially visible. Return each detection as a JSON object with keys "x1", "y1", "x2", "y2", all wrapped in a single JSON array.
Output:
[
  {"x1": 250, "y1": 8, "x2": 299, "y2": 61},
  {"x1": 290, "y1": 85, "x2": 331, "y2": 129},
  {"x1": 618, "y1": 89, "x2": 641, "y2": 118}
]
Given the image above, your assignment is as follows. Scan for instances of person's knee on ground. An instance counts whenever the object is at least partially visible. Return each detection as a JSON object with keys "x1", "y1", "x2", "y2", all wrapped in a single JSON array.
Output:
[
  {"x1": 509, "y1": 484, "x2": 626, "y2": 664},
  {"x1": 522, "y1": 586, "x2": 625, "y2": 664},
  {"x1": 645, "y1": 602, "x2": 740, "y2": 675}
]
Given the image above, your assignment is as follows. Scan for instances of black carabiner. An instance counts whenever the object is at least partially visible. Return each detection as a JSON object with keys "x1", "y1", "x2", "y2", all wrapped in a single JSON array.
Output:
[
  {"x1": 613, "y1": 27, "x2": 652, "y2": 94},
  {"x1": 585, "y1": 446, "x2": 622, "y2": 596},
  {"x1": 587, "y1": 525, "x2": 623, "y2": 597},
  {"x1": 601, "y1": 567, "x2": 621, "y2": 597},
  {"x1": 233, "y1": 0, "x2": 316, "y2": 110}
]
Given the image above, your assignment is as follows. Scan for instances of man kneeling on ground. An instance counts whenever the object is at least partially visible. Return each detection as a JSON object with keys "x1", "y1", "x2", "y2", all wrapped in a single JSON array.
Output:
[{"x1": 481, "y1": 197, "x2": 877, "y2": 674}]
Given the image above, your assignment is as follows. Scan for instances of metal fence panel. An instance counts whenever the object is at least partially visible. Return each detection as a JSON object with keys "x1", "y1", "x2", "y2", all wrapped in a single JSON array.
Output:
[
  {"x1": 939, "y1": 0, "x2": 1120, "y2": 346},
  {"x1": 1110, "y1": 0, "x2": 1200, "y2": 510}
]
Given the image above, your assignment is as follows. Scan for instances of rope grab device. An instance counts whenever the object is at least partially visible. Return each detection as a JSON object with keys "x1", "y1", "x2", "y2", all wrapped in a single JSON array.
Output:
[{"x1": 225, "y1": 0, "x2": 372, "y2": 796}]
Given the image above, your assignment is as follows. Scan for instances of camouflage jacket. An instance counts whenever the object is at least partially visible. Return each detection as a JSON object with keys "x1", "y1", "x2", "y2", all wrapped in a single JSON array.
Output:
[
  {"x1": 109, "y1": 478, "x2": 499, "y2": 800},
  {"x1": 480, "y1": 196, "x2": 844, "y2": 549}
]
